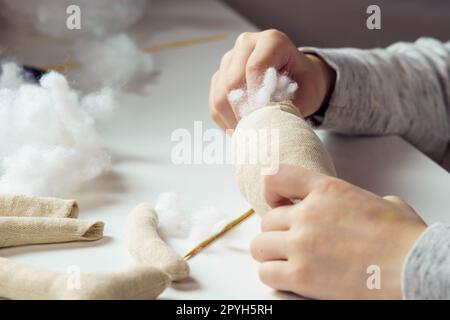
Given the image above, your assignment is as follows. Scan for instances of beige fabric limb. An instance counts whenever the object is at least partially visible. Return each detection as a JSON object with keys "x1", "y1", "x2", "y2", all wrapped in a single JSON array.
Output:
[
  {"x1": 127, "y1": 203, "x2": 190, "y2": 281},
  {"x1": 0, "y1": 217, "x2": 104, "y2": 248},
  {"x1": 0, "y1": 194, "x2": 78, "y2": 218},
  {"x1": 232, "y1": 102, "x2": 337, "y2": 214},
  {"x1": 0, "y1": 196, "x2": 182, "y2": 300},
  {"x1": 0, "y1": 257, "x2": 170, "y2": 300},
  {"x1": 0, "y1": 194, "x2": 103, "y2": 247}
]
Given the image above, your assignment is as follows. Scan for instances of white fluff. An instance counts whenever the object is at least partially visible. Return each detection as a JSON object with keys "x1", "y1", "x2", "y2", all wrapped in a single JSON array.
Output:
[
  {"x1": 0, "y1": 62, "x2": 24, "y2": 90},
  {"x1": 155, "y1": 193, "x2": 231, "y2": 247},
  {"x1": 0, "y1": 63, "x2": 112, "y2": 197},
  {"x1": 188, "y1": 207, "x2": 229, "y2": 243},
  {"x1": 75, "y1": 33, "x2": 155, "y2": 88},
  {"x1": 155, "y1": 192, "x2": 191, "y2": 239},
  {"x1": 81, "y1": 88, "x2": 118, "y2": 121},
  {"x1": 228, "y1": 67, "x2": 298, "y2": 117},
  {"x1": 0, "y1": 0, "x2": 148, "y2": 39}
]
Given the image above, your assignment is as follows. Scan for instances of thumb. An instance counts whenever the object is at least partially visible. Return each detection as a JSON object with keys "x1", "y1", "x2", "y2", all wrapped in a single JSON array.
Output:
[{"x1": 263, "y1": 164, "x2": 325, "y2": 208}]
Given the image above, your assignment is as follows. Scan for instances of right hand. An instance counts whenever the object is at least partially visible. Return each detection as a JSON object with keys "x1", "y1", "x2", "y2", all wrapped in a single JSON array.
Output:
[
  {"x1": 209, "y1": 29, "x2": 336, "y2": 130},
  {"x1": 250, "y1": 165, "x2": 426, "y2": 299}
]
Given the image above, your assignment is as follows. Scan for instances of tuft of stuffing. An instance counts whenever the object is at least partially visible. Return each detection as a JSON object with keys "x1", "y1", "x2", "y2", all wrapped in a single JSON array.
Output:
[
  {"x1": 155, "y1": 192, "x2": 191, "y2": 239},
  {"x1": 0, "y1": 62, "x2": 25, "y2": 90},
  {"x1": 0, "y1": 0, "x2": 148, "y2": 39},
  {"x1": 0, "y1": 63, "x2": 112, "y2": 197},
  {"x1": 228, "y1": 67, "x2": 298, "y2": 117},
  {"x1": 74, "y1": 33, "x2": 155, "y2": 88},
  {"x1": 80, "y1": 87, "x2": 118, "y2": 121},
  {"x1": 188, "y1": 206, "x2": 228, "y2": 243},
  {"x1": 155, "y1": 193, "x2": 232, "y2": 249}
]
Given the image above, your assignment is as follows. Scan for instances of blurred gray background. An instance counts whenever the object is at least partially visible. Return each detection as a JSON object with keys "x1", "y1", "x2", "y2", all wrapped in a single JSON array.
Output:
[{"x1": 222, "y1": 0, "x2": 450, "y2": 48}]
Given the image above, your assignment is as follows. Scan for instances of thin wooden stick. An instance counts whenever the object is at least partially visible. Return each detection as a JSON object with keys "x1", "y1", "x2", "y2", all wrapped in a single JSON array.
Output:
[
  {"x1": 142, "y1": 32, "x2": 227, "y2": 53},
  {"x1": 184, "y1": 208, "x2": 255, "y2": 261},
  {"x1": 41, "y1": 32, "x2": 227, "y2": 72},
  {"x1": 42, "y1": 60, "x2": 80, "y2": 72}
]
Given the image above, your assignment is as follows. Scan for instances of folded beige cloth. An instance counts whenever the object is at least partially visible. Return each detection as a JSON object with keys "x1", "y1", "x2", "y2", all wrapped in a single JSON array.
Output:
[
  {"x1": 0, "y1": 217, "x2": 104, "y2": 248},
  {"x1": 233, "y1": 102, "x2": 337, "y2": 214},
  {"x1": 127, "y1": 203, "x2": 189, "y2": 281},
  {"x1": 0, "y1": 257, "x2": 170, "y2": 300},
  {"x1": 0, "y1": 194, "x2": 103, "y2": 247},
  {"x1": 0, "y1": 195, "x2": 185, "y2": 300},
  {"x1": 0, "y1": 194, "x2": 78, "y2": 218}
]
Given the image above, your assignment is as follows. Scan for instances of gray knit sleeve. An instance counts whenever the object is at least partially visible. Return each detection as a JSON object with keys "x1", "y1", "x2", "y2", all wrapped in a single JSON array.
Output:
[
  {"x1": 301, "y1": 38, "x2": 450, "y2": 161},
  {"x1": 402, "y1": 223, "x2": 450, "y2": 299},
  {"x1": 301, "y1": 39, "x2": 450, "y2": 299}
]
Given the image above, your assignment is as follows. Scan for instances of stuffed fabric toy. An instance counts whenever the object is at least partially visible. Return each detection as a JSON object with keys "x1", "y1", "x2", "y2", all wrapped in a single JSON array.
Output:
[
  {"x1": 0, "y1": 195, "x2": 188, "y2": 300},
  {"x1": 0, "y1": 194, "x2": 103, "y2": 247},
  {"x1": 232, "y1": 102, "x2": 336, "y2": 214},
  {"x1": 127, "y1": 203, "x2": 190, "y2": 281},
  {"x1": 0, "y1": 258, "x2": 170, "y2": 300}
]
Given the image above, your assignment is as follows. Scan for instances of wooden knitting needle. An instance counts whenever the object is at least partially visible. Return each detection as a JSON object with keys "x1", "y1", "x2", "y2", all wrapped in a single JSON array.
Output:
[
  {"x1": 41, "y1": 32, "x2": 227, "y2": 72},
  {"x1": 142, "y1": 32, "x2": 227, "y2": 53},
  {"x1": 184, "y1": 208, "x2": 255, "y2": 261}
]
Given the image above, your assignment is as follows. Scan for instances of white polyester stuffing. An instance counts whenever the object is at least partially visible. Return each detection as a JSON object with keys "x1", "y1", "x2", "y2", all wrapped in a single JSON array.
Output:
[
  {"x1": 0, "y1": 63, "x2": 112, "y2": 197},
  {"x1": 155, "y1": 192, "x2": 230, "y2": 244},
  {"x1": 74, "y1": 33, "x2": 155, "y2": 88},
  {"x1": 228, "y1": 67, "x2": 298, "y2": 117}
]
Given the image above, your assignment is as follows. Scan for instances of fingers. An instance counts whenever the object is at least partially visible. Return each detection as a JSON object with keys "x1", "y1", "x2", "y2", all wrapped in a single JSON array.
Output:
[
  {"x1": 245, "y1": 30, "x2": 291, "y2": 91},
  {"x1": 261, "y1": 205, "x2": 292, "y2": 232},
  {"x1": 258, "y1": 260, "x2": 292, "y2": 292},
  {"x1": 209, "y1": 52, "x2": 238, "y2": 129},
  {"x1": 264, "y1": 164, "x2": 326, "y2": 208},
  {"x1": 209, "y1": 29, "x2": 296, "y2": 130},
  {"x1": 209, "y1": 72, "x2": 227, "y2": 130},
  {"x1": 216, "y1": 71, "x2": 239, "y2": 129},
  {"x1": 226, "y1": 32, "x2": 256, "y2": 91},
  {"x1": 250, "y1": 231, "x2": 288, "y2": 262}
]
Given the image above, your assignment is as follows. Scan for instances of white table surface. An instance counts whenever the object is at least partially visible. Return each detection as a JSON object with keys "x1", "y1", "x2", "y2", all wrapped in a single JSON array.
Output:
[{"x1": 1, "y1": 0, "x2": 450, "y2": 300}]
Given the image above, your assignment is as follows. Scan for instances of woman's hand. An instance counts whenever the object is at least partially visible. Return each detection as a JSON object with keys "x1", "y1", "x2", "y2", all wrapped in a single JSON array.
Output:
[
  {"x1": 250, "y1": 165, "x2": 427, "y2": 299},
  {"x1": 209, "y1": 29, "x2": 335, "y2": 130}
]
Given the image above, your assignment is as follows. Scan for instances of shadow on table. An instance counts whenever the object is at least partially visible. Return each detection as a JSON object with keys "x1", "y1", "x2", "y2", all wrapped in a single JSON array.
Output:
[
  {"x1": 171, "y1": 276, "x2": 202, "y2": 292},
  {"x1": 273, "y1": 290, "x2": 306, "y2": 300},
  {"x1": 110, "y1": 150, "x2": 167, "y2": 165},
  {"x1": 70, "y1": 149, "x2": 169, "y2": 212},
  {"x1": 74, "y1": 171, "x2": 126, "y2": 212}
]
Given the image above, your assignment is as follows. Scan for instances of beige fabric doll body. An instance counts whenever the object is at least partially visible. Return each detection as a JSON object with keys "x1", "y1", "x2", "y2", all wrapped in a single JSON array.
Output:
[
  {"x1": 0, "y1": 195, "x2": 188, "y2": 300},
  {"x1": 233, "y1": 102, "x2": 336, "y2": 214}
]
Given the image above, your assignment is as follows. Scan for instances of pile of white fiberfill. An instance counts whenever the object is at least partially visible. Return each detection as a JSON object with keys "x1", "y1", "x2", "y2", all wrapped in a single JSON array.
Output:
[
  {"x1": 0, "y1": 62, "x2": 114, "y2": 197},
  {"x1": 228, "y1": 67, "x2": 298, "y2": 118},
  {"x1": 0, "y1": 0, "x2": 148, "y2": 39},
  {"x1": 75, "y1": 33, "x2": 155, "y2": 88}
]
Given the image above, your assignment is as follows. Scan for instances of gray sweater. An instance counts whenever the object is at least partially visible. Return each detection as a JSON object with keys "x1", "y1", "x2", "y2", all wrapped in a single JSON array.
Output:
[{"x1": 303, "y1": 38, "x2": 450, "y2": 299}]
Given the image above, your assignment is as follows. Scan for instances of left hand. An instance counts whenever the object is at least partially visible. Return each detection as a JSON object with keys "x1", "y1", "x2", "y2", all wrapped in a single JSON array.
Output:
[
  {"x1": 250, "y1": 165, "x2": 426, "y2": 299},
  {"x1": 208, "y1": 30, "x2": 335, "y2": 131}
]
